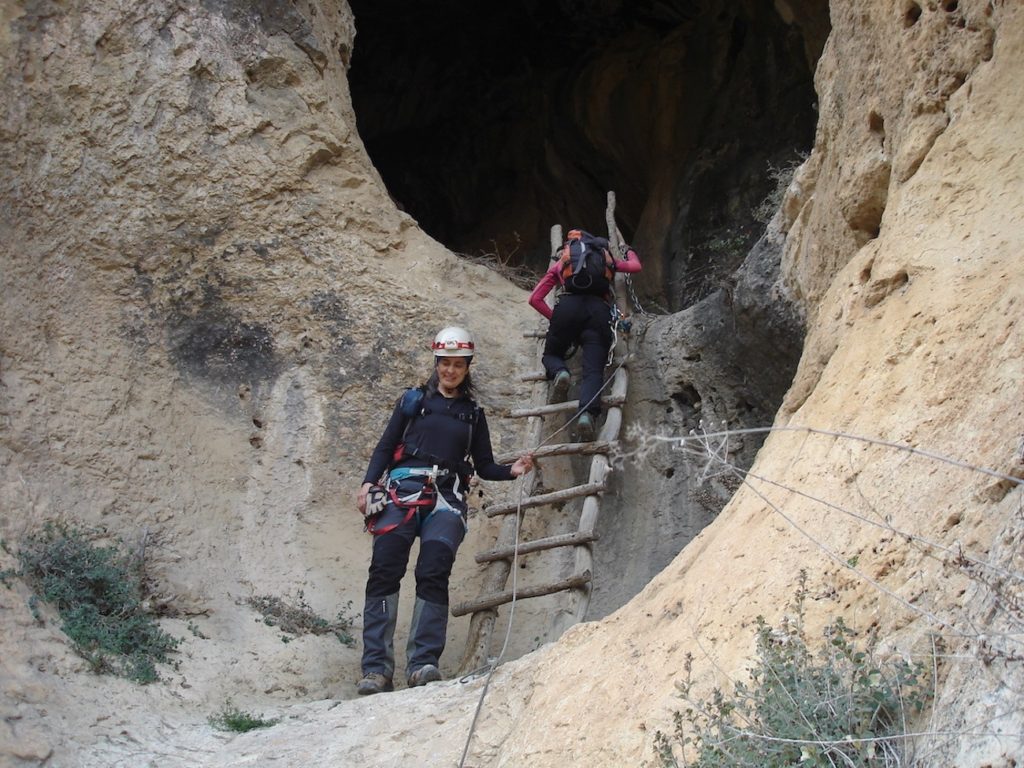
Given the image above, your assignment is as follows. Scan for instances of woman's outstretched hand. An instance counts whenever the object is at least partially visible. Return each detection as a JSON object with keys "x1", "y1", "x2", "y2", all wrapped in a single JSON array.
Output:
[{"x1": 510, "y1": 454, "x2": 535, "y2": 478}]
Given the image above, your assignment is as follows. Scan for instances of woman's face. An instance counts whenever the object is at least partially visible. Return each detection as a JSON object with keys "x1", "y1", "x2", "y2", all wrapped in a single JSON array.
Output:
[{"x1": 436, "y1": 356, "x2": 469, "y2": 393}]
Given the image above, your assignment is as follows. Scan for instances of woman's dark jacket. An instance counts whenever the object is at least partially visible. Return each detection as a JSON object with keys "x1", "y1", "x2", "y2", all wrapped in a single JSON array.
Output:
[{"x1": 362, "y1": 390, "x2": 513, "y2": 485}]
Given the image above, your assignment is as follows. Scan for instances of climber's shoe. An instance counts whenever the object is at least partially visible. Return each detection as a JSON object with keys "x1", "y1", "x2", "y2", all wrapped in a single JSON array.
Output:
[
  {"x1": 407, "y1": 664, "x2": 442, "y2": 688},
  {"x1": 577, "y1": 412, "x2": 596, "y2": 443},
  {"x1": 549, "y1": 370, "x2": 571, "y2": 404},
  {"x1": 356, "y1": 672, "x2": 394, "y2": 695}
]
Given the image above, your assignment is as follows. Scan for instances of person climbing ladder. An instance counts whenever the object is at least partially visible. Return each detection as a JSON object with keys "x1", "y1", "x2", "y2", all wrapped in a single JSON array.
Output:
[{"x1": 528, "y1": 229, "x2": 642, "y2": 441}]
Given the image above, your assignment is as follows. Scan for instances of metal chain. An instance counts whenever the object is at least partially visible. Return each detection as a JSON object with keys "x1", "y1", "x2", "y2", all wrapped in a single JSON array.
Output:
[
  {"x1": 624, "y1": 274, "x2": 651, "y2": 317},
  {"x1": 613, "y1": 240, "x2": 652, "y2": 318}
]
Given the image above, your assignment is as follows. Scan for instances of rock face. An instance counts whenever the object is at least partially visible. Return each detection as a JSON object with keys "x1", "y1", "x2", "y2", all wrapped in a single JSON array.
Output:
[
  {"x1": 1, "y1": 2, "x2": 1022, "y2": 768},
  {"x1": 0, "y1": 0, "x2": 538, "y2": 761}
]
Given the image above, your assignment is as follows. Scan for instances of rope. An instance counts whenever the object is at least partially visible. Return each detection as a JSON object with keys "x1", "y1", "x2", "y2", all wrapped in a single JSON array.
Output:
[
  {"x1": 457, "y1": 482, "x2": 524, "y2": 768},
  {"x1": 662, "y1": 425, "x2": 1024, "y2": 486}
]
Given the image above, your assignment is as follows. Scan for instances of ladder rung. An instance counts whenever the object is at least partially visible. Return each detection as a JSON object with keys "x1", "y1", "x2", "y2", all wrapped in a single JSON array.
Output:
[
  {"x1": 484, "y1": 481, "x2": 606, "y2": 517},
  {"x1": 523, "y1": 330, "x2": 547, "y2": 338},
  {"x1": 451, "y1": 571, "x2": 591, "y2": 616},
  {"x1": 495, "y1": 440, "x2": 615, "y2": 464},
  {"x1": 475, "y1": 531, "x2": 599, "y2": 563},
  {"x1": 520, "y1": 370, "x2": 547, "y2": 382},
  {"x1": 509, "y1": 396, "x2": 625, "y2": 418}
]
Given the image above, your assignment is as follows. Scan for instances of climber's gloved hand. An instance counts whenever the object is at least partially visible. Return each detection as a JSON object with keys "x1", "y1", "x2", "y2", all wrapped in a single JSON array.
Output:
[{"x1": 364, "y1": 484, "x2": 388, "y2": 518}]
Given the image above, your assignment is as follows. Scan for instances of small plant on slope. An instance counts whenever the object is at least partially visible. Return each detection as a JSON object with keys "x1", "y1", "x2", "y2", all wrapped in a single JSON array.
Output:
[
  {"x1": 208, "y1": 700, "x2": 279, "y2": 733},
  {"x1": 654, "y1": 571, "x2": 932, "y2": 767},
  {"x1": 15, "y1": 523, "x2": 180, "y2": 683}
]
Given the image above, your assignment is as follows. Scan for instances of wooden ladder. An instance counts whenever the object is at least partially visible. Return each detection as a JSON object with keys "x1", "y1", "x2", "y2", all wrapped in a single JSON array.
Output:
[{"x1": 456, "y1": 195, "x2": 632, "y2": 674}]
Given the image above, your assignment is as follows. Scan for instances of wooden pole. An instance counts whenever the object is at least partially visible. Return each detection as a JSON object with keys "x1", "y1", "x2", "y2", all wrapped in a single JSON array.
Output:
[
  {"x1": 606, "y1": 191, "x2": 632, "y2": 319},
  {"x1": 509, "y1": 395, "x2": 625, "y2": 418},
  {"x1": 496, "y1": 440, "x2": 615, "y2": 464},
  {"x1": 452, "y1": 571, "x2": 592, "y2": 616},
  {"x1": 484, "y1": 480, "x2": 607, "y2": 517},
  {"x1": 475, "y1": 531, "x2": 599, "y2": 563}
]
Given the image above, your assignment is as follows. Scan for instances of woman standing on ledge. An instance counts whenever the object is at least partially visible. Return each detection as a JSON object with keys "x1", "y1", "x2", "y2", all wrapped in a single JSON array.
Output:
[{"x1": 355, "y1": 326, "x2": 533, "y2": 694}]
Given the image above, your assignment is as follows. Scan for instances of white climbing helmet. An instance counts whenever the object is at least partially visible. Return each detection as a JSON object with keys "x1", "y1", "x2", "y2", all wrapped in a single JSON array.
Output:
[{"x1": 431, "y1": 326, "x2": 475, "y2": 358}]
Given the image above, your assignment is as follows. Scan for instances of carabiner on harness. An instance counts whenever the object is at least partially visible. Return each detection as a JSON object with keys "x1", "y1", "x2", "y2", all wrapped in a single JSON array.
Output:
[{"x1": 610, "y1": 304, "x2": 632, "y2": 333}]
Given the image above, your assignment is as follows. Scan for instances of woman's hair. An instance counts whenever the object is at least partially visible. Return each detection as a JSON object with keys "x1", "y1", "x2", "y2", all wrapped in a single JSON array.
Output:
[{"x1": 424, "y1": 357, "x2": 475, "y2": 399}]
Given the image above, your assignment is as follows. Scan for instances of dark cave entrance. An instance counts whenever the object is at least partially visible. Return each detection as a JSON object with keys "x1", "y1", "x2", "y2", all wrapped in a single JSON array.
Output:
[{"x1": 347, "y1": 0, "x2": 829, "y2": 313}]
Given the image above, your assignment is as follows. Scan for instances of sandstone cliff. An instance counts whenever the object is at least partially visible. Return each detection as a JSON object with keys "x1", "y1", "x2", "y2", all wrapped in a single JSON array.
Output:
[{"x1": 1, "y1": 1, "x2": 1021, "y2": 766}]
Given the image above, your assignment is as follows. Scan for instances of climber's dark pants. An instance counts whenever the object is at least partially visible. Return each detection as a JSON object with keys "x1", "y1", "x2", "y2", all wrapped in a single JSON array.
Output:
[
  {"x1": 362, "y1": 486, "x2": 466, "y2": 677},
  {"x1": 542, "y1": 293, "x2": 613, "y2": 416}
]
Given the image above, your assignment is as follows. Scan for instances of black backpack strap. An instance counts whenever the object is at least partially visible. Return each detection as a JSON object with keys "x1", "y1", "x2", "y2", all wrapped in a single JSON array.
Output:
[
  {"x1": 466, "y1": 403, "x2": 481, "y2": 459},
  {"x1": 398, "y1": 387, "x2": 425, "y2": 437}
]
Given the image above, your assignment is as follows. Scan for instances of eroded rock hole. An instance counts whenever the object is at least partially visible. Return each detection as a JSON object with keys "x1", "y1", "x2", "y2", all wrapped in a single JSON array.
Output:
[
  {"x1": 869, "y1": 110, "x2": 886, "y2": 136},
  {"x1": 904, "y1": 2, "x2": 923, "y2": 27},
  {"x1": 672, "y1": 385, "x2": 703, "y2": 410}
]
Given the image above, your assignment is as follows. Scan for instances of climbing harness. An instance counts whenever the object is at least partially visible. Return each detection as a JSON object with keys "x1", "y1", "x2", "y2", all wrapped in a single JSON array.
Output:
[{"x1": 364, "y1": 466, "x2": 441, "y2": 536}]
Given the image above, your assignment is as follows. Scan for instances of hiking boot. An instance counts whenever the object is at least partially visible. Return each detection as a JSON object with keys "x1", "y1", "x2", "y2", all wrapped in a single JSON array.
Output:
[
  {"x1": 576, "y1": 412, "x2": 596, "y2": 443},
  {"x1": 407, "y1": 664, "x2": 442, "y2": 688},
  {"x1": 549, "y1": 370, "x2": 571, "y2": 404},
  {"x1": 356, "y1": 672, "x2": 394, "y2": 695}
]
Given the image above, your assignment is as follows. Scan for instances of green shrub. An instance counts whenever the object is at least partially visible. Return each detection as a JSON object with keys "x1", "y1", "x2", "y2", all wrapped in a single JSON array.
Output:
[
  {"x1": 15, "y1": 523, "x2": 180, "y2": 683},
  {"x1": 654, "y1": 572, "x2": 932, "y2": 767},
  {"x1": 248, "y1": 592, "x2": 355, "y2": 646},
  {"x1": 208, "y1": 700, "x2": 279, "y2": 733}
]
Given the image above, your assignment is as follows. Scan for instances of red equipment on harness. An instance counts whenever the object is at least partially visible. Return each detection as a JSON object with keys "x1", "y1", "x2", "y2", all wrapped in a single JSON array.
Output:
[{"x1": 364, "y1": 475, "x2": 438, "y2": 536}]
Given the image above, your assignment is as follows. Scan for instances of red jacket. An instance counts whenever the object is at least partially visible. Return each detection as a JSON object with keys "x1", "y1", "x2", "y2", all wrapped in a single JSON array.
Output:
[{"x1": 528, "y1": 247, "x2": 643, "y2": 320}]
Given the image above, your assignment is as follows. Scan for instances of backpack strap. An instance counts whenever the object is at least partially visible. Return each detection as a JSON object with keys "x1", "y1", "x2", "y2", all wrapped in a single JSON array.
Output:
[
  {"x1": 601, "y1": 246, "x2": 616, "y2": 281},
  {"x1": 398, "y1": 386, "x2": 425, "y2": 439},
  {"x1": 557, "y1": 243, "x2": 573, "y2": 283},
  {"x1": 465, "y1": 403, "x2": 481, "y2": 460},
  {"x1": 391, "y1": 387, "x2": 425, "y2": 466}
]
